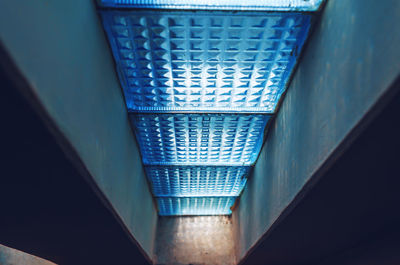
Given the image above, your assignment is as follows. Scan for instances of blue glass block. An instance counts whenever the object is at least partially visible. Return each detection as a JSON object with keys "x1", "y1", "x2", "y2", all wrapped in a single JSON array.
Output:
[
  {"x1": 100, "y1": 11, "x2": 311, "y2": 113},
  {"x1": 157, "y1": 197, "x2": 236, "y2": 216},
  {"x1": 99, "y1": 0, "x2": 323, "y2": 11},
  {"x1": 131, "y1": 114, "x2": 269, "y2": 166},
  {"x1": 146, "y1": 165, "x2": 249, "y2": 197}
]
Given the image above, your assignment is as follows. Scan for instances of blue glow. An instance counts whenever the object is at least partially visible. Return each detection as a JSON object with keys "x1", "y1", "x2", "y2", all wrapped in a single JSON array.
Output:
[
  {"x1": 157, "y1": 197, "x2": 236, "y2": 216},
  {"x1": 99, "y1": 5, "x2": 317, "y2": 216},
  {"x1": 131, "y1": 114, "x2": 268, "y2": 166},
  {"x1": 146, "y1": 165, "x2": 249, "y2": 197},
  {"x1": 100, "y1": 11, "x2": 311, "y2": 113},
  {"x1": 100, "y1": 0, "x2": 323, "y2": 11}
]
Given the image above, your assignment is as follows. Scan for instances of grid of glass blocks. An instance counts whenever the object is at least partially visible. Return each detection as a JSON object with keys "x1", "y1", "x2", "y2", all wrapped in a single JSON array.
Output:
[
  {"x1": 131, "y1": 114, "x2": 268, "y2": 166},
  {"x1": 99, "y1": 0, "x2": 323, "y2": 12},
  {"x1": 157, "y1": 197, "x2": 236, "y2": 216},
  {"x1": 100, "y1": 11, "x2": 311, "y2": 113},
  {"x1": 99, "y1": 3, "x2": 317, "y2": 215},
  {"x1": 146, "y1": 165, "x2": 249, "y2": 197}
]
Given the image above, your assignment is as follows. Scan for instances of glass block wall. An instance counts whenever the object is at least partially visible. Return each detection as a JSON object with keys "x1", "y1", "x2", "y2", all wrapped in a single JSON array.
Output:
[
  {"x1": 98, "y1": 1, "x2": 321, "y2": 215},
  {"x1": 100, "y1": 0, "x2": 323, "y2": 11}
]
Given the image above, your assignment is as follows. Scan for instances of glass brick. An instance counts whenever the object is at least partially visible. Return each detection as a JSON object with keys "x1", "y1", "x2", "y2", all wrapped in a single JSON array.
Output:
[
  {"x1": 157, "y1": 197, "x2": 236, "y2": 216},
  {"x1": 99, "y1": 0, "x2": 323, "y2": 11},
  {"x1": 146, "y1": 165, "x2": 249, "y2": 197},
  {"x1": 131, "y1": 113, "x2": 269, "y2": 166},
  {"x1": 100, "y1": 10, "x2": 311, "y2": 113}
]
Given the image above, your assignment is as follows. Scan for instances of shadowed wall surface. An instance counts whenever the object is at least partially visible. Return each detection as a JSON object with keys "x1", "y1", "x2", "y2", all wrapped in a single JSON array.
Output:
[
  {"x1": 237, "y1": 79, "x2": 400, "y2": 264},
  {"x1": 234, "y1": 0, "x2": 400, "y2": 263},
  {"x1": 0, "y1": 0, "x2": 157, "y2": 258},
  {"x1": 0, "y1": 61, "x2": 150, "y2": 264}
]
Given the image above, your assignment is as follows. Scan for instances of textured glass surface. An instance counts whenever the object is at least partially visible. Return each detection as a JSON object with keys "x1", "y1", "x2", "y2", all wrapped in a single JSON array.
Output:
[
  {"x1": 157, "y1": 197, "x2": 236, "y2": 216},
  {"x1": 100, "y1": 0, "x2": 323, "y2": 11},
  {"x1": 146, "y1": 165, "x2": 249, "y2": 197},
  {"x1": 100, "y1": 11, "x2": 311, "y2": 113},
  {"x1": 131, "y1": 114, "x2": 268, "y2": 166},
  {"x1": 98, "y1": 5, "x2": 317, "y2": 216}
]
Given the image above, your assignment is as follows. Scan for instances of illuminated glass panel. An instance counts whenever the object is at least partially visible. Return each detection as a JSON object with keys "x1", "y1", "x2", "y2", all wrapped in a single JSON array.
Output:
[
  {"x1": 157, "y1": 197, "x2": 236, "y2": 216},
  {"x1": 99, "y1": 0, "x2": 323, "y2": 12},
  {"x1": 98, "y1": 3, "x2": 319, "y2": 216},
  {"x1": 146, "y1": 165, "x2": 249, "y2": 197},
  {"x1": 131, "y1": 114, "x2": 268, "y2": 166},
  {"x1": 100, "y1": 11, "x2": 311, "y2": 113}
]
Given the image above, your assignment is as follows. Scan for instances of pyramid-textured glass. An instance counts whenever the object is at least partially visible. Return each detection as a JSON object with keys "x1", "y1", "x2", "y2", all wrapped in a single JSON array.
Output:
[
  {"x1": 100, "y1": 11, "x2": 311, "y2": 113},
  {"x1": 157, "y1": 196, "x2": 236, "y2": 216},
  {"x1": 146, "y1": 165, "x2": 249, "y2": 197},
  {"x1": 99, "y1": 0, "x2": 323, "y2": 12},
  {"x1": 131, "y1": 114, "x2": 268, "y2": 166},
  {"x1": 98, "y1": 2, "x2": 319, "y2": 215}
]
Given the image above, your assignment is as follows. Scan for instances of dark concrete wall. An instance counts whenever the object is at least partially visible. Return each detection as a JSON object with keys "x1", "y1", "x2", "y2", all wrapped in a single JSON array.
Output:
[
  {"x1": 0, "y1": 66, "x2": 151, "y2": 264},
  {"x1": 236, "y1": 82, "x2": 400, "y2": 265},
  {"x1": 0, "y1": 1, "x2": 157, "y2": 259},
  {"x1": 0, "y1": 244, "x2": 56, "y2": 265},
  {"x1": 155, "y1": 216, "x2": 236, "y2": 265},
  {"x1": 233, "y1": 0, "x2": 400, "y2": 262}
]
